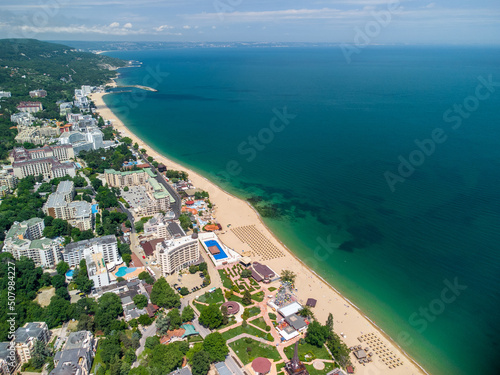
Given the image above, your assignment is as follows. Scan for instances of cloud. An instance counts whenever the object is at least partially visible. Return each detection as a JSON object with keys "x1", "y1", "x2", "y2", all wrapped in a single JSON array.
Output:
[
  {"x1": 425, "y1": 3, "x2": 436, "y2": 8},
  {"x1": 109, "y1": 22, "x2": 120, "y2": 28},
  {"x1": 155, "y1": 25, "x2": 174, "y2": 31},
  {"x1": 183, "y1": 25, "x2": 191, "y2": 29},
  {"x1": 123, "y1": 22, "x2": 133, "y2": 28},
  {"x1": 14, "y1": 24, "x2": 147, "y2": 36}
]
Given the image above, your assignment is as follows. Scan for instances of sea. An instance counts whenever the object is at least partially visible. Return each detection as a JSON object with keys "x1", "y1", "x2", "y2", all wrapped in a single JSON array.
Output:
[{"x1": 102, "y1": 46, "x2": 500, "y2": 375}]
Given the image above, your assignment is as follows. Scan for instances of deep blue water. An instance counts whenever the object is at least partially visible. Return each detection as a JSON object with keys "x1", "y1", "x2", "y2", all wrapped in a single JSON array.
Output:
[{"x1": 103, "y1": 47, "x2": 500, "y2": 375}]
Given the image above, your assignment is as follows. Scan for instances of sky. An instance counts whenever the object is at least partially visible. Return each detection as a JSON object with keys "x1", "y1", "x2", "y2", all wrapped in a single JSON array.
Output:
[{"x1": 0, "y1": 0, "x2": 499, "y2": 44}]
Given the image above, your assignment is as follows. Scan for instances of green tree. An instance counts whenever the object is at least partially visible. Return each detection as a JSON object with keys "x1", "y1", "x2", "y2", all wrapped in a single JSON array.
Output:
[
  {"x1": 240, "y1": 269, "x2": 252, "y2": 278},
  {"x1": 56, "y1": 261, "x2": 70, "y2": 275},
  {"x1": 156, "y1": 313, "x2": 170, "y2": 336},
  {"x1": 181, "y1": 305, "x2": 194, "y2": 323},
  {"x1": 242, "y1": 290, "x2": 252, "y2": 306},
  {"x1": 281, "y1": 269, "x2": 296, "y2": 284},
  {"x1": 133, "y1": 143, "x2": 139, "y2": 150},
  {"x1": 180, "y1": 287, "x2": 189, "y2": 296},
  {"x1": 31, "y1": 339, "x2": 52, "y2": 369},
  {"x1": 189, "y1": 265, "x2": 198, "y2": 274},
  {"x1": 150, "y1": 278, "x2": 180, "y2": 309},
  {"x1": 199, "y1": 304, "x2": 223, "y2": 329},
  {"x1": 191, "y1": 350, "x2": 211, "y2": 375},
  {"x1": 326, "y1": 313, "x2": 334, "y2": 334},
  {"x1": 121, "y1": 137, "x2": 132, "y2": 145},
  {"x1": 167, "y1": 308, "x2": 182, "y2": 330},
  {"x1": 51, "y1": 274, "x2": 66, "y2": 289},
  {"x1": 95, "y1": 293, "x2": 124, "y2": 333},
  {"x1": 133, "y1": 294, "x2": 148, "y2": 309},
  {"x1": 138, "y1": 314, "x2": 153, "y2": 326},
  {"x1": 145, "y1": 336, "x2": 160, "y2": 350},
  {"x1": 305, "y1": 321, "x2": 330, "y2": 347},
  {"x1": 198, "y1": 262, "x2": 207, "y2": 272},
  {"x1": 202, "y1": 332, "x2": 228, "y2": 362},
  {"x1": 221, "y1": 305, "x2": 229, "y2": 326}
]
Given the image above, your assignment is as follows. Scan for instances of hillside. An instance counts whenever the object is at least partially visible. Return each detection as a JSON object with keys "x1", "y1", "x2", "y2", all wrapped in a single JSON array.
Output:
[{"x1": 0, "y1": 39, "x2": 126, "y2": 89}]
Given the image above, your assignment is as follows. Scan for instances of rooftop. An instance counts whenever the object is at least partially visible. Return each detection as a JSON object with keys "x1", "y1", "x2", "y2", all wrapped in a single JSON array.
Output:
[{"x1": 65, "y1": 235, "x2": 116, "y2": 252}]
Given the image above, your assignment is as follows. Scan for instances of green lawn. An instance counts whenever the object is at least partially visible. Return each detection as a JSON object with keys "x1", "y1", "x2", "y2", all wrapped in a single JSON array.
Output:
[
  {"x1": 305, "y1": 362, "x2": 336, "y2": 375},
  {"x1": 192, "y1": 301, "x2": 206, "y2": 314},
  {"x1": 249, "y1": 317, "x2": 269, "y2": 331},
  {"x1": 218, "y1": 316, "x2": 237, "y2": 330},
  {"x1": 188, "y1": 335, "x2": 203, "y2": 343},
  {"x1": 197, "y1": 288, "x2": 224, "y2": 304},
  {"x1": 218, "y1": 269, "x2": 234, "y2": 289},
  {"x1": 268, "y1": 286, "x2": 277, "y2": 292},
  {"x1": 276, "y1": 363, "x2": 286, "y2": 373},
  {"x1": 251, "y1": 291, "x2": 265, "y2": 302},
  {"x1": 268, "y1": 312, "x2": 277, "y2": 321},
  {"x1": 221, "y1": 323, "x2": 273, "y2": 341},
  {"x1": 229, "y1": 337, "x2": 281, "y2": 364},
  {"x1": 283, "y1": 342, "x2": 332, "y2": 361},
  {"x1": 246, "y1": 306, "x2": 261, "y2": 318},
  {"x1": 228, "y1": 294, "x2": 243, "y2": 303},
  {"x1": 91, "y1": 341, "x2": 104, "y2": 373}
]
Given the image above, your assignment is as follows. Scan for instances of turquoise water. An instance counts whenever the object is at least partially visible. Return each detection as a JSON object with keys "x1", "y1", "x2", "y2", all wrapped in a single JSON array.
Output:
[
  {"x1": 65, "y1": 270, "x2": 74, "y2": 278},
  {"x1": 103, "y1": 47, "x2": 500, "y2": 375},
  {"x1": 115, "y1": 266, "x2": 137, "y2": 277}
]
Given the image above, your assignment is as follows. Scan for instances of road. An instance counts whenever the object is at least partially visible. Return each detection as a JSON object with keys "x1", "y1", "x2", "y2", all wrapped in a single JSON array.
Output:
[
  {"x1": 225, "y1": 356, "x2": 245, "y2": 375},
  {"x1": 54, "y1": 321, "x2": 69, "y2": 351},
  {"x1": 133, "y1": 321, "x2": 157, "y2": 367}
]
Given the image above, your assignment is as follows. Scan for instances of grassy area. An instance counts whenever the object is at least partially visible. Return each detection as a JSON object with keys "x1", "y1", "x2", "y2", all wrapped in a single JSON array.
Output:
[
  {"x1": 268, "y1": 312, "x2": 277, "y2": 321},
  {"x1": 276, "y1": 363, "x2": 286, "y2": 373},
  {"x1": 229, "y1": 337, "x2": 281, "y2": 364},
  {"x1": 192, "y1": 301, "x2": 206, "y2": 314},
  {"x1": 197, "y1": 288, "x2": 224, "y2": 304},
  {"x1": 90, "y1": 341, "x2": 104, "y2": 373},
  {"x1": 218, "y1": 269, "x2": 234, "y2": 289},
  {"x1": 251, "y1": 291, "x2": 265, "y2": 302},
  {"x1": 188, "y1": 335, "x2": 203, "y2": 343},
  {"x1": 268, "y1": 286, "x2": 277, "y2": 292},
  {"x1": 305, "y1": 362, "x2": 335, "y2": 375},
  {"x1": 218, "y1": 316, "x2": 237, "y2": 330},
  {"x1": 283, "y1": 342, "x2": 332, "y2": 361},
  {"x1": 221, "y1": 323, "x2": 273, "y2": 342},
  {"x1": 227, "y1": 294, "x2": 243, "y2": 303},
  {"x1": 249, "y1": 317, "x2": 269, "y2": 331},
  {"x1": 246, "y1": 306, "x2": 261, "y2": 318}
]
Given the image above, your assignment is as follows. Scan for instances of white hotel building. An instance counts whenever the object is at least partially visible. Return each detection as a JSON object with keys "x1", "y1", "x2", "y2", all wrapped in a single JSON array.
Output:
[{"x1": 156, "y1": 234, "x2": 200, "y2": 276}]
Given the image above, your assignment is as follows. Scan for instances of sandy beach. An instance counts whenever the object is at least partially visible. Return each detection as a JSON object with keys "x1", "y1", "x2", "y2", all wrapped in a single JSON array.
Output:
[{"x1": 90, "y1": 89, "x2": 428, "y2": 375}]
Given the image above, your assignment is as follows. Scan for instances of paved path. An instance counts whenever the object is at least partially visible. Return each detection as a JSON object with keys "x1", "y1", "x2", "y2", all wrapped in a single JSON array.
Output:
[{"x1": 133, "y1": 321, "x2": 157, "y2": 367}]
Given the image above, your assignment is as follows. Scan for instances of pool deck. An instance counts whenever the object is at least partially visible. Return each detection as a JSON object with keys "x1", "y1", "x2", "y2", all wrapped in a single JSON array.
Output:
[{"x1": 111, "y1": 266, "x2": 145, "y2": 280}]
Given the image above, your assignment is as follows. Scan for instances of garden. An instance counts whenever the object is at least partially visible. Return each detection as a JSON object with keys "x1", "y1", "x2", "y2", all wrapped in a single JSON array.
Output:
[{"x1": 229, "y1": 337, "x2": 281, "y2": 364}]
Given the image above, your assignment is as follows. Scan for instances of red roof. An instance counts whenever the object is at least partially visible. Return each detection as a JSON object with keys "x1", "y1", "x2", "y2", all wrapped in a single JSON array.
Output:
[
  {"x1": 347, "y1": 366, "x2": 354, "y2": 374},
  {"x1": 186, "y1": 200, "x2": 194, "y2": 205},
  {"x1": 251, "y1": 357, "x2": 272, "y2": 374}
]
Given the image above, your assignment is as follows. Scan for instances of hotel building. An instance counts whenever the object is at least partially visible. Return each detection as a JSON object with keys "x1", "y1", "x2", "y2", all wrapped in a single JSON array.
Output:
[{"x1": 156, "y1": 234, "x2": 200, "y2": 276}]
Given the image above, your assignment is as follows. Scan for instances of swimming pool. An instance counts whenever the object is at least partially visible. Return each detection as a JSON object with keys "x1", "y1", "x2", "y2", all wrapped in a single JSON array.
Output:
[
  {"x1": 204, "y1": 240, "x2": 228, "y2": 260},
  {"x1": 92, "y1": 204, "x2": 99, "y2": 214},
  {"x1": 66, "y1": 270, "x2": 74, "y2": 278},
  {"x1": 115, "y1": 266, "x2": 137, "y2": 277}
]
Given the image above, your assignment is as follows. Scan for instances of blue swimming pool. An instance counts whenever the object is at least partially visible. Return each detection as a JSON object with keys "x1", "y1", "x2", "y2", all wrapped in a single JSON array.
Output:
[
  {"x1": 91, "y1": 204, "x2": 99, "y2": 214},
  {"x1": 115, "y1": 266, "x2": 137, "y2": 277},
  {"x1": 65, "y1": 270, "x2": 74, "y2": 278},
  {"x1": 204, "y1": 240, "x2": 228, "y2": 260}
]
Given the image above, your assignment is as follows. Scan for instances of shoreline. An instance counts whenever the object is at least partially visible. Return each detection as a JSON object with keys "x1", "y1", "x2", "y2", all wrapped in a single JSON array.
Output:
[{"x1": 90, "y1": 89, "x2": 429, "y2": 375}]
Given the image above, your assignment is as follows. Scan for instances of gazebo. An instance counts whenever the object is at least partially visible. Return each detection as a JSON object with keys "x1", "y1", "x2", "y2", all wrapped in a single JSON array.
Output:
[
  {"x1": 252, "y1": 357, "x2": 272, "y2": 375},
  {"x1": 221, "y1": 301, "x2": 240, "y2": 315}
]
